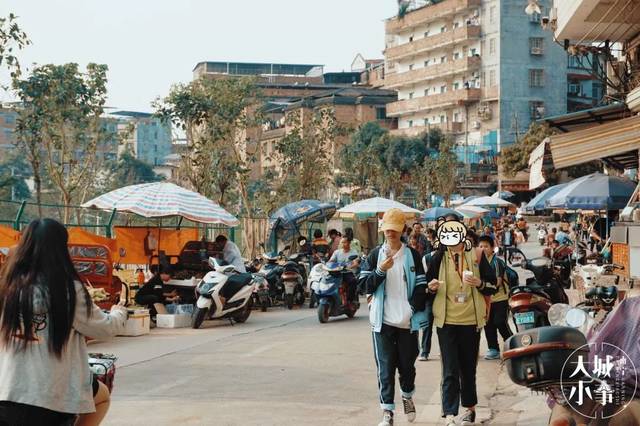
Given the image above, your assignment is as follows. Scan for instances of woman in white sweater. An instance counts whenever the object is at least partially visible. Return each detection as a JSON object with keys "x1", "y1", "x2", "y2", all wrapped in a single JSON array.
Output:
[{"x1": 0, "y1": 218, "x2": 127, "y2": 425}]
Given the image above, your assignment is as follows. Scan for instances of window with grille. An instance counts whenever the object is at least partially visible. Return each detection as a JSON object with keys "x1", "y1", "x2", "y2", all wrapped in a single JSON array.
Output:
[
  {"x1": 529, "y1": 69, "x2": 544, "y2": 87},
  {"x1": 489, "y1": 69, "x2": 496, "y2": 87},
  {"x1": 409, "y1": 92, "x2": 414, "y2": 99},
  {"x1": 529, "y1": 38, "x2": 544, "y2": 55},
  {"x1": 529, "y1": 101, "x2": 545, "y2": 119},
  {"x1": 489, "y1": 38, "x2": 496, "y2": 55},
  {"x1": 489, "y1": 6, "x2": 496, "y2": 24}
]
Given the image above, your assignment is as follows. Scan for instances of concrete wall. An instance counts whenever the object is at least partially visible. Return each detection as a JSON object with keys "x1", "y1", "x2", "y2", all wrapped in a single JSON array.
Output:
[{"x1": 498, "y1": 0, "x2": 567, "y2": 147}]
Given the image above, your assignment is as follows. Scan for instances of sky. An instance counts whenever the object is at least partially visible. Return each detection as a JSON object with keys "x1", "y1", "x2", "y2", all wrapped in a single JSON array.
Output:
[{"x1": 1, "y1": 0, "x2": 397, "y2": 112}]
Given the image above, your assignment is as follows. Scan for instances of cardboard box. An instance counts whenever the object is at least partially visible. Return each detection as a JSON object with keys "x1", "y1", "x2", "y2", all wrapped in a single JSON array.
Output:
[
  {"x1": 156, "y1": 314, "x2": 192, "y2": 328},
  {"x1": 119, "y1": 311, "x2": 150, "y2": 336}
]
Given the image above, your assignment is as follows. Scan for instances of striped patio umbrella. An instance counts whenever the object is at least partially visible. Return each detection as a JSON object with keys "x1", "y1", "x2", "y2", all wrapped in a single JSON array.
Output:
[{"x1": 82, "y1": 182, "x2": 239, "y2": 226}]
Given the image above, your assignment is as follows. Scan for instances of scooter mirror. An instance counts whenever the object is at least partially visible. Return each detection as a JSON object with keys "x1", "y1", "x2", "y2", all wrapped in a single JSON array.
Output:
[{"x1": 208, "y1": 256, "x2": 221, "y2": 270}]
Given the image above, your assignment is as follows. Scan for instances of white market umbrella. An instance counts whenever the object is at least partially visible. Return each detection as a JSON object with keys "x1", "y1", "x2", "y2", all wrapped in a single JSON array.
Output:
[
  {"x1": 462, "y1": 196, "x2": 514, "y2": 208},
  {"x1": 83, "y1": 182, "x2": 239, "y2": 226},
  {"x1": 455, "y1": 205, "x2": 490, "y2": 218},
  {"x1": 336, "y1": 197, "x2": 421, "y2": 219}
]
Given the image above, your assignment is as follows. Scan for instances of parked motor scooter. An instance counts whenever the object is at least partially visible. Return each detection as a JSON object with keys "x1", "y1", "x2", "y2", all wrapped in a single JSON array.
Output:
[
  {"x1": 192, "y1": 258, "x2": 256, "y2": 329},
  {"x1": 257, "y1": 246, "x2": 288, "y2": 306},
  {"x1": 315, "y1": 255, "x2": 360, "y2": 323},
  {"x1": 307, "y1": 262, "x2": 324, "y2": 309},
  {"x1": 281, "y1": 252, "x2": 307, "y2": 309},
  {"x1": 508, "y1": 249, "x2": 569, "y2": 332}
]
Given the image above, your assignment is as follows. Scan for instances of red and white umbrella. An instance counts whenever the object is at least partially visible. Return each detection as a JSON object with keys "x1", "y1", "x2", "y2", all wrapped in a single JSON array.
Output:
[{"x1": 83, "y1": 182, "x2": 239, "y2": 226}]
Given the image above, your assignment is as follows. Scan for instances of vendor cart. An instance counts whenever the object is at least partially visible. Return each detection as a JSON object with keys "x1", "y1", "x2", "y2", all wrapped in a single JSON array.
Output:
[{"x1": 69, "y1": 243, "x2": 124, "y2": 310}]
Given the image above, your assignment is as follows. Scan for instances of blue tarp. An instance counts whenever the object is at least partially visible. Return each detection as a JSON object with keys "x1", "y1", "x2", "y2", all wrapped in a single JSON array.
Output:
[
  {"x1": 546, "y1": 173, "x2": 636, "y2": 210},
  {"x1": 268, "y1": 200, "x2": 336, "y2": 243},
  {"x1": 524, "y1": 183, "x2": 568, "y2": 212}
]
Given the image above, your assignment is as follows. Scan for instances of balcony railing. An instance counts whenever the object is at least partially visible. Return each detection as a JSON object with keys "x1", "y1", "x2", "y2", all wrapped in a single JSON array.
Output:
[
  {"x1": 386, "y1": 0, "x2": 482, "y2": 33},
  {"x1": 387, "y1": 88, "x2": 481, "y2": 116},
  {"x1": 260, "y1": 127, "x2": 286, "y2": 140},
  {"x1": 390, "y1": 122, "x2": 464, "y2": 137},
  {"x1": 384, "y1": 56, "x2": 481, "y2": 89},
  {"x1": 385, "y1": 25, "x2": 481, "y2": 62}
]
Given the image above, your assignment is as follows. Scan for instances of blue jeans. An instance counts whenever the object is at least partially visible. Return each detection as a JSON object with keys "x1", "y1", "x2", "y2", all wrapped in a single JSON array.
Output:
[
  {"x1": 372, "y1": 324, "x2": 419, "y2": 410},
  {"x1": 420, "y1": 302, "x2": 434, "y2": 357}
]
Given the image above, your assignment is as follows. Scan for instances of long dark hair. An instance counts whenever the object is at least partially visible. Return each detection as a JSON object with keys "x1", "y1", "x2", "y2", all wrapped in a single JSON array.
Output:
[{"x1": 0, "y1": 219, "x2": 91, "y2": 357}]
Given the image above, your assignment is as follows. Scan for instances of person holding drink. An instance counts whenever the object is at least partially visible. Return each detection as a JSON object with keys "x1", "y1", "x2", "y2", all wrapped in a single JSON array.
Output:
[{"x1": 424, "y1": 218, "x2": 497, "y2": 425}]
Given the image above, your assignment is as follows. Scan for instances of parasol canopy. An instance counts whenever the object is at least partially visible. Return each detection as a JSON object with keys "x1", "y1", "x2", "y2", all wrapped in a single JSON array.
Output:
[
  {"x1": 422, "y1": 207, "x2": 462, "y2": 221},
  {"x1": 455, "y1": 205, "x2": 490, "y2": 218},
  {"x1": 451, "y1": 195, "x2": 479, "y2": 206},
  {"x1": 524, "y1": 183, "x2": 568, "y2": 212},
  {"x1": 82, "y1": 182, "x2": 239, "y2": 226},
  {"x1": 461, "y1": 196, "x2": 514, "y2": 208},
  {"x1": 268, "y1": 200, "x2": 336, "y2": 242},
  {"x1": 546, "y1": 173, "x2": 636, "y2": 210},
  {"x1": 491, "y1": 190, "x2": 515, "y2": 199},
  {"x1": 336, "y1": 197, "x2": 421, "y2": 219}
]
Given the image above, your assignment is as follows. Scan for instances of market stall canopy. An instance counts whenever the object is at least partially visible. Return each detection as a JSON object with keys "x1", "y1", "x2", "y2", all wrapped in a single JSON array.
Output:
[
  {"x1": 422, "y1": 207, "x2": 462, "y2": 221},
  {"x1": 268, "y1": 200, "x2": 336, "y2": 242},
  {"x1": 549, "y1": 115, "x2": 640, "y2": 170},
  {"x1": 491, "y1": 191, "x2": 515, "y2": 199},
  {"x1": 336, "y1": 197, "x2": 420, "y2": 219},
  {"x1": 451, "y1": 195, "x2": 479, "y2": 206},
  {"x1": 461, "y1": 196, "x2": 514, "y2": 208},
  {"x1": 524, "y1": 183, "x2": 568, "y2": 212},
  {"x1": 546, "y1": 173, "x2": 636, "y2": 210},
  {"x1": 455, "y1": 205, "x2": 490, "y2": 218},
  {"x1": 82, "y1": 182, "x2": 239, "y2": 226}
]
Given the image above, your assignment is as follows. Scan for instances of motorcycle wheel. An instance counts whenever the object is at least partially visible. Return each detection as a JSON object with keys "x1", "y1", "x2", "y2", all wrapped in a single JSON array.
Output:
[
  {"x1": 192, "y1": 307, "x2": 208, "y2": 329},
  {"x1": 285, "y1": 294, "x2": 294, "y2": 310},
  {"x1": 234, "y1": 300, "x2": 252, "y2": 323},
  {"x1": 260, "y1": 298, "x2": 268, "y2": 312},
  {"x1": 317, "y1": 303, "x2": 330, "y2": 323},
  {"x1": 294, "y1": 289, "x2": 305, "y2": 306},
  {"x1": 309, "y1": 291, "x2": 316, "y2": 309},
  {"x1": 346, "y1": 306, "x2": 357, "y2": 318}
]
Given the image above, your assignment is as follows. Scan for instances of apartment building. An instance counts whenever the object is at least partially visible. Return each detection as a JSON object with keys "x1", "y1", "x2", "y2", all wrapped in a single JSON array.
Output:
[
  {"x1": 107, "y1": 111, "x2": 173, "y2": 166},
  {"x1": 0, "y1": 106, "x2": 17, "y2": 153},
  {"x1": 383, "y1": 0, "x2": 568, "y2": 178}
]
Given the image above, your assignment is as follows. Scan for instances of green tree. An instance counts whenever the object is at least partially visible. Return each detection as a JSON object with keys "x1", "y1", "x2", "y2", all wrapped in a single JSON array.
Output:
[
  {"x1": 154, "y1": 77, "x2": 261, "y2": 210},
  {"x1": 107, "y1": 151, "x2": 163, "y2": 189},
  {"x1": 339, "y1": 121, "x2": 388, "y2": 199},
  {"x1": 500, "y1": 122, "x2": 554, "y2": 177},
  {"x1": 420, "y1": 138, "x2": 459, "y2": 207},
  {"x1": 0, "y1": 13, "x2": 30, "y2": 85},
  {"x1": 271, "y1": 107, "x2": 343, "y2": 201},
  {"x1": 0, "y1": 149, "x2": 30, "y2": 201},
  {"x1": 13, "y1": 63, "x2": 111, "y2": 221}
]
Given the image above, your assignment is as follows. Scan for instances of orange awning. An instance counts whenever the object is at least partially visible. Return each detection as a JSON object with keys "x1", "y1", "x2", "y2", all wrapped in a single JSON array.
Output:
[{"x1": 0, "y1": 226, "x2": 21, "y2": 249}]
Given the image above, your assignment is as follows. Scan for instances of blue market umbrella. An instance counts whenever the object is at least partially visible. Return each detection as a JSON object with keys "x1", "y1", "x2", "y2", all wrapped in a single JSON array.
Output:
[
  {"x1": 546, "y1": 173, "x2": 636, "y2": 210},
  {"x1": 422, "y1": 207, "x2": 462, "y2": 221},
  {"x1": 268, "y1": 200, "x2": 336, "y2": 242},
  {"x1": 491, "y1": 190, "x2": 515, "y2": 199},
  {"x1": 524, "y1": 183, "x2": 568, "y2": 212}
]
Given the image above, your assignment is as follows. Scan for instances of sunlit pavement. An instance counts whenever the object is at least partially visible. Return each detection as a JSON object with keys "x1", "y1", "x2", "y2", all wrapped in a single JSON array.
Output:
[{"x1": 93, "y1": 239, "x2": 552, "y2": 425}]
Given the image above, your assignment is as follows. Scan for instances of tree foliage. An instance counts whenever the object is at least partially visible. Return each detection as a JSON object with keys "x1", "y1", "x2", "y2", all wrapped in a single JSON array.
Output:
[
  {"x1": 13, "y1": 63, "x2": 111, "y2": 220},
  {"x1": 154, "y1": 77, "x2": 261, "y2": 210},
  {"x1": 0, "y1": 149, "x2": 30, "y2": 201},
  {"x1": 107, "y1": 151, "x2": 163, "y2": 189},
  {"x1": 420, "y1": 138, "x2": 459, "y2": 207},
  {"x1": 499, "y1": 122, "x2": 554, "y2": 177},
  {"x1": 0, "y1": 13, "x2": 30, "y2": 85}
]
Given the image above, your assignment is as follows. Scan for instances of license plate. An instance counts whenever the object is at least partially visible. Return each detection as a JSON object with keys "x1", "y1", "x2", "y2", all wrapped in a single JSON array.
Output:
[{"x1": 515, "y1": 312, "x2": 535, "y2": 325}]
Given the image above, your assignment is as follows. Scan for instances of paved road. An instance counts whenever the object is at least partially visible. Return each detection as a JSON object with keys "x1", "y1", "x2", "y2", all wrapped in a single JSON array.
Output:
[{"x1": 94, "y1": 239, "x2": 549, "y2": 426}]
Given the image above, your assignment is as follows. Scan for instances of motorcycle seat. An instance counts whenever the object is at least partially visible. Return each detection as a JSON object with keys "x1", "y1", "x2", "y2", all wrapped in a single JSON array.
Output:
[
  {"x1": 220, "y1": 273, "x2": 254, "y2": 299},
  {"x1": 509, "y1": 285, "x2": 550, "y2": 299}
]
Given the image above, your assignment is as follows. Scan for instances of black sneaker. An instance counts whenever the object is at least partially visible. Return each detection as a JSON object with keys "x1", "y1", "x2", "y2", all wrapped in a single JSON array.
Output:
[
  {"x1": 461, "y1": 409, "x2": 476, "y2": 425},
  {"x1": 378, "y1": 410, "x2": 393, "y2": 426},
  {"x1": 402, "y1": 397, "x2": 416, "y2": 422}
]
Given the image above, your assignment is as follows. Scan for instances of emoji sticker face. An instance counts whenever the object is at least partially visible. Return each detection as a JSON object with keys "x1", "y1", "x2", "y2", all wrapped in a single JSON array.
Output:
[{"x1": 433, "y1": 218, "x2": 473, "y2": 251}]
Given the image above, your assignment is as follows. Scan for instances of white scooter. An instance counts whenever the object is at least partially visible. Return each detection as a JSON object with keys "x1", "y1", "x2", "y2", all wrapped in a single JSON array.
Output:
[
  {"x1": 192, "y1": 257, "x2": 257, "y2": 329},
  {"x1": 307, "y1": 262, "x2": 325, "y2": 309}
]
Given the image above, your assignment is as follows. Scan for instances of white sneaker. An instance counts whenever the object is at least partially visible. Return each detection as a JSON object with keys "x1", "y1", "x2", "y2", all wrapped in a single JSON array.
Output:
[
  {"x1": 402, "y1": 397, "x2": 416, "y2": 422},
  {"x1": 445, "y1": 414, "x2": 457, "y2": 425},
  {"x1": 378, "y1": 410, "x2": 394, "y2": 426}
]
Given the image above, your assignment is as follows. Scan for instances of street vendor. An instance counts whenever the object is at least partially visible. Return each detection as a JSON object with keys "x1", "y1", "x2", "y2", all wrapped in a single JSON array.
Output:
[
  {"x1": 134, "y1": 265, "x2": 180, "y2": 318},
  {"x1": 214, "y1": 234, "x2": 246, "y2": 273}
]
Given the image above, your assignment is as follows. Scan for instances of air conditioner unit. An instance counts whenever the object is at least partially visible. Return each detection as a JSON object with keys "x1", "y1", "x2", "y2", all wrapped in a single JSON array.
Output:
[
  {"x1": 472, "y1": 121, "x2": 481, "y2": 129},
  {"x1": 531, "y1": 47, "x2": 543, "y2": 55}
]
